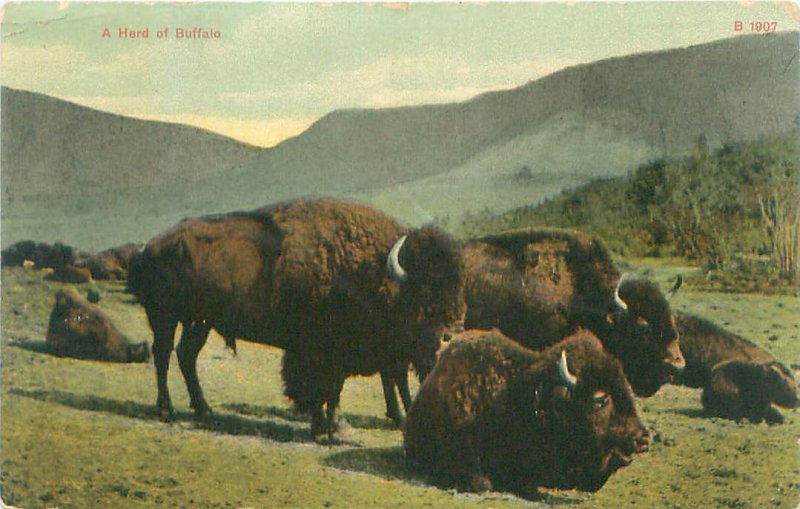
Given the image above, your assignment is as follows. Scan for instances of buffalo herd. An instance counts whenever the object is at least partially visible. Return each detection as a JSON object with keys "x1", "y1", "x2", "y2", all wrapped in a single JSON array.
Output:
[
  {"x1": 9, "y1": 198, "x2": 797, "y2": 497},
  {"x1": 2, "y1": 239, "x2": 142, "y2": 282}
]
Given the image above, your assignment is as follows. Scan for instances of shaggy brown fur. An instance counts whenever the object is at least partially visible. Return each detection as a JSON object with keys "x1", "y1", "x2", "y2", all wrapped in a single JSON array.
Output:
[
  {"x1": 463, "y1": 228, "x2": 684, "y2": 397},
  {"x1": 675, "y1": 312, "x2": 798, "y2": 423},
  {"x1": 46, "y1": 287, "x2": 150, "y2": 362},
  {"x1": 404, "y1": 329, "x2": 648, "y2": 496},
  {"x1": 128, "y1": 199, "x2": 465, "y2": 438}
]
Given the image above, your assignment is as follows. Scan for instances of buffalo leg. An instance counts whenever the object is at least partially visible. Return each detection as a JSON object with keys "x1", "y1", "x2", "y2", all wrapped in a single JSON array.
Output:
[
  {"x1": 381, "y1": 372, "x2": 403, "y2": 425},
  {"x1": 381, "y1": 366, "x2": 412, "y2": 426},
  {"x1": 223, "y1": 335, "x2": 237, "y2": 355},
  {"x1": 176, "y1": 321, "x2": 212, "y2": 419},
  {"x1": 147, "y1": 310, "x2": 178, "y2": 421},
  {"x1": 324, "y1": 377, "x2": 345, "y2": 442},
  {"x1": 309, "y1": 407, "x2": 327, "y2": 441},
  {"x1": 396, "y1": 370, "x2": 412, "y2": 413},
  {"x1": 282, "y1": 349, "x2": 327, "y2": 439}
]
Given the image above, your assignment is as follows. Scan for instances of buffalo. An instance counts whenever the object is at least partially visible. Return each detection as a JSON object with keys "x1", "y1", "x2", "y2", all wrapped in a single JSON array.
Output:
[
  {"x1": 45, "y1": 265, "x2": 93, "y2": 284},
  {"x1": 674, "y1": 312, "x2": 798, "y2": 423},
  {"x1": 128, "y1": 199, "x2": 465, "y2": 439},
  {"x1": 462, "y1": 228, "x2": 684, "y2": 397},
  {"x1": 404, "y1": 329, "x2": 649, "y2": 496},
  {"x1": 76, "y1": 243, "x2": 142, "y2": 280},
  {"x1": 46, "y1": 287, "x2": 150, "y2": 362}
]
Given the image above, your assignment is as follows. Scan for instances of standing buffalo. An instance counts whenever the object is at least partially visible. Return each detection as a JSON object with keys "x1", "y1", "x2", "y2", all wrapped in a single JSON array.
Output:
[
  {"x1": 462, "y1": 228, "x2": 684, "y2": 397},
  {"x1": 128, "y1": 199, "x2": 465, "y2": 439},
  {"x1": 46, "y1": 287, "x2": 150, "y2": 362},
  {"x1": 674, "y1": 312, "x2": 798, "y2": 423},
  {"x1": 404, "y1": 329, "x2": 649, "y2": 496}
]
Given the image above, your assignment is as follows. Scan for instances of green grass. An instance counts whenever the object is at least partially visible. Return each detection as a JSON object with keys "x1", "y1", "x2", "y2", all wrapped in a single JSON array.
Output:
[{"x1": 2, "y1": 265, "x2": 798, "y2": 508}]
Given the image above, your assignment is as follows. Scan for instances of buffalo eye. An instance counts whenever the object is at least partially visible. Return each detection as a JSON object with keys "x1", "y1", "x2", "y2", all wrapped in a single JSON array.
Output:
[
  {"x1": 592, "y1": 391, "x2": 610, "y2": 410},
  {"x1": 636, "y1": 316, "x2": 650, "y2": 328}
]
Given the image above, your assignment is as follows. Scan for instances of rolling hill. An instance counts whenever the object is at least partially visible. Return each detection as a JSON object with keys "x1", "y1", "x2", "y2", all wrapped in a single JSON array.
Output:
[
  {"x1": 2, "y1": 32, "x2": 798, "y2": 251},
  {"x1": 0, "y1": 87, "x2": 261, "y2": 202}
]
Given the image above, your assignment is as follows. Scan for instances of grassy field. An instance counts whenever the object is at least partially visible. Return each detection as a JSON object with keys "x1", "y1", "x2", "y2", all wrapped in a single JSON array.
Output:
[{"x1": 1, "y1": 265, "x2": 798, "y2": 509}]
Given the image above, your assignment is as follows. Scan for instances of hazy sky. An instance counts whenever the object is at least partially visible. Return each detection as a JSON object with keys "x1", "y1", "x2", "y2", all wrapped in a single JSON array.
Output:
[{"x1": 2, "y1": 2, "x2": 798, "y2": 146}]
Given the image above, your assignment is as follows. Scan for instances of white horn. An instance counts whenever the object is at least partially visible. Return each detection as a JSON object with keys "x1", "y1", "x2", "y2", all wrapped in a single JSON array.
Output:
[
  {"x1": 559, "y1": 350, "x2": 578, "y2": 388},
  {"x1": 613, "y1": 278, "x2": 628, "y2": 311},
  {"x1": 387, "y1": 235, "x2": 408, "y2": 282}
]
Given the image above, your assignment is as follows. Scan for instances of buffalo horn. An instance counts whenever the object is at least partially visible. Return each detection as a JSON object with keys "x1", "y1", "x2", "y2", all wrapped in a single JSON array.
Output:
[
  {"x1": 559, "y1": 350, "x2": 578, "y2": 388},
  {"x1": 613, "y1": 278, "x2": 629, "y2": 311},
  {"x1": 387, "y1": 235, "x2": 408, "y2": 282},
  {"x1": 666, "y1": 274, "x2": 683, "y2": 300}
]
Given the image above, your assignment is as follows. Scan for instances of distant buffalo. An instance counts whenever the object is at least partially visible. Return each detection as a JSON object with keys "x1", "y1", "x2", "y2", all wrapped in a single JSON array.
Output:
[
  {"x1": 128, "y1": 199, "x2": 465, "y2": 439},
  {"x1": 404, "y1": 329, "x2": 649, "y2": 495},
  {"x1": 674, "y1": 312, "x2": 798, "y2": 423},
  {"x1": 76, "y1": 243, "x2": 142, "y2": 280},
  {"x1": 2, "y1": 240, "x2": 79, "y2": 270},
  {"x1": 45, "y1": 265, "x2": 93, "y2": 284},
  {"x1": 46, "y1": 287, "x2": 150, "y2": 362},
  {"x1": 462, "y1": 228, "x2": 685, "y2": 397}
]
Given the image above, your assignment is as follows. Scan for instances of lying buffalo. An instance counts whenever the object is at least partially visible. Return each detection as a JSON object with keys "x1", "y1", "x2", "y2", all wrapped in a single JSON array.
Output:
[
  {"x1": 404, "y1": 329, "x2": 649, "y2": 496},
  {"x1": 46, "y1": 287, "x2": 150, "y2": 362},
  {"x1": 44, "y1": 265, "x2": 93, "y2": 284},
  {"x1": 463, "y1": 228, "x2": 684, "y2": 397},
  {"x1": 674, "y1": 312, "x2": 798, "y2": 423},
  {"x1": 128, "y1": 199, "x2": 465, "y2": 439}
]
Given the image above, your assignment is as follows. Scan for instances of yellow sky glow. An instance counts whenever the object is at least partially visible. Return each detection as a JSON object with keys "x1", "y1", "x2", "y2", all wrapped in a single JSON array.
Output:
[{"x1": 134, "y1": 114, "x2": 314, "y2": 148}]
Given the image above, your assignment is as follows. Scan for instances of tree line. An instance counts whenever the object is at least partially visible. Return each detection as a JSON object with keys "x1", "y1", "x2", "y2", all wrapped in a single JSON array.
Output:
[{"x1": 449, "y1": 132, "x2": 799, "y2": 289}]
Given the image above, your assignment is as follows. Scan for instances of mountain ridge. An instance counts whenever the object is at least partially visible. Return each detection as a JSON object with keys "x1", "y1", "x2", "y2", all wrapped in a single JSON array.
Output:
[
  {"x1": 2, "y1": 31, "x2": 797, "y2": 251},
  {"x1": 1, "y1": 87, "x2": 261, "y2": 201}
]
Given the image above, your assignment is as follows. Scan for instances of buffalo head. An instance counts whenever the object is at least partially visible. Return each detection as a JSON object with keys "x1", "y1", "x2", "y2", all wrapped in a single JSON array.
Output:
[
  {"x1": 527, "y1": 337, "x2": 649, "y2": 491},
  {"x1": 387, "y1": 227, "x2": 466, "y2": 379},
  {"x1": 604, "y1": 275, "x2": 684, "y2": 397}
]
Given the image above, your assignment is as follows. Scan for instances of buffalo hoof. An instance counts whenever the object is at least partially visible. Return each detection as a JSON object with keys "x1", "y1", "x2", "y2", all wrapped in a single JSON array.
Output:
[
  {"x1": 313, "y1": 431, "x2": 362, "y2": 447},
  {"x1": 158, "y1": 408, "x2": 176, "y2": 422},
  {"x1": 312, "y1": 417, "x2": 360, "y2": 446},
  {"x1": 192, "y1": 405, "x2": 214, "y2": 421},
  {"x1": 386, "y1": 412, "x2": 405, "y2": 429}
]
